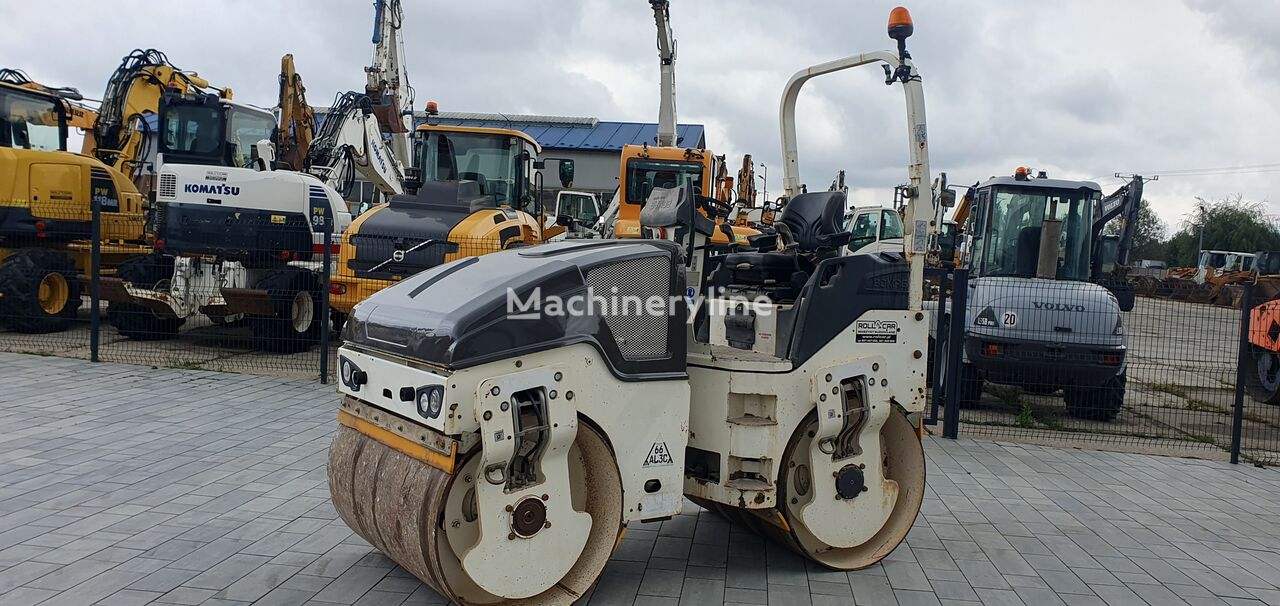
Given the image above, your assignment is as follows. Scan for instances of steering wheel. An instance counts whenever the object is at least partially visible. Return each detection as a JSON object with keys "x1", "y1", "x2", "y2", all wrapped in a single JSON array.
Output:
[{"x1": 695, "y1": 195, "x2": 733, "y2": 220}]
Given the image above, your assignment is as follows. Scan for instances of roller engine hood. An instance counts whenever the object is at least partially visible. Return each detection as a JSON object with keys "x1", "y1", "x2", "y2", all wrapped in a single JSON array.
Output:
[{"x1": 344, "y1": 239, "x2": 688, "y2": 380}]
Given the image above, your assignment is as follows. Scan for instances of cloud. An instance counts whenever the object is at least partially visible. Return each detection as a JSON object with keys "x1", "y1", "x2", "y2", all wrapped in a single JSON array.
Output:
[{"x1": 3, "y1": 0, "x2": 1277, "y2": 228}]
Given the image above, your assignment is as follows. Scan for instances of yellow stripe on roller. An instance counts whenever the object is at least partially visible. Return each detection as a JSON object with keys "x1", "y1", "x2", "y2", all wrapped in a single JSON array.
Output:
[{"x1": 337, "y1": 409, "x2": 457, "y2": 474}]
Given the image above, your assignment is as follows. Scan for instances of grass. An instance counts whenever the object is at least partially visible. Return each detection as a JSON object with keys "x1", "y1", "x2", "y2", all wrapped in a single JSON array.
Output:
[{"x1": 1148, "y1": 383, "x2": 1190, "y2": 398}]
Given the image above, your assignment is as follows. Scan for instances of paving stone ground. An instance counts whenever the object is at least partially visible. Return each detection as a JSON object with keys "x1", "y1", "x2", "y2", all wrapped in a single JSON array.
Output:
[{"x1": 1, "y1": 352, "x2": 1279, "y2": 606}]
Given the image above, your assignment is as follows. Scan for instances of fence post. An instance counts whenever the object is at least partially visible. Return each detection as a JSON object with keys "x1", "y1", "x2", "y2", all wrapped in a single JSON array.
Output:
[
  {"x1": 89, "y1": 197, "x2": 101, "y2": 363},
  {"x1": 942, "y1": 268, "x2": 969, "y2": 440},
  {"x1": 926, "y1": 268, "x2": 949, "y2": 426},
  {"x1": 1230, "y1": 282, "x2": 1252, "y2": 464},
  {"x1": 319, "y1": 224, "x2": 333, "y2": 384}
]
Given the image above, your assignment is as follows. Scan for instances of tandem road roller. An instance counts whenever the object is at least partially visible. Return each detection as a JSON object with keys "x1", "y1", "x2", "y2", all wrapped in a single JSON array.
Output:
[{"x1": 326, "y1": 7, "x2": 939, "y2": 604}]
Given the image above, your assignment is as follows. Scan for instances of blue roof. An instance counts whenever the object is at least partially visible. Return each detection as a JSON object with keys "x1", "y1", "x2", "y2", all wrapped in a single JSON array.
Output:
[{"x1": 419, "y1": 115, "x2": 706, "y2": 152}]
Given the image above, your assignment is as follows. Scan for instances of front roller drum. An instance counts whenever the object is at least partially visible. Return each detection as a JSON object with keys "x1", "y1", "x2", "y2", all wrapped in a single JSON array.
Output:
[
  {"x1": 327, "y1": 422, "x2": 623, "y2": 605},
  {"x1": 693, "y1": 408, "x2": 925, "y2": 570}
]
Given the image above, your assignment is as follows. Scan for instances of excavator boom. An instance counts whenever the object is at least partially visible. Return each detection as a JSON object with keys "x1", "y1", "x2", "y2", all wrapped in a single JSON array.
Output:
[
  {"x1": 650, "y1": 0, "x2": 677, "y2": 147},
  {"x1": 366, "y1": 0, "x2": 414, "y2": 167}
]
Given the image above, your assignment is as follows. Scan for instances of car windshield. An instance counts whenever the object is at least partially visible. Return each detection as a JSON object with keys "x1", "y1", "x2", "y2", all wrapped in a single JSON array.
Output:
[
  {"x1": 0, "y1": 87, "x2": 65, "y2": 151},
  {"x1": 227, "y1": 107, "x2": 276, "y2": 168},
  {"x1": 558, "y1": 192, "x2": 598, "y2": 223},
  {"x1": 979, "y1": 187, "x2": 1096, "y2": 280},
  {"x1": 625, "y1": 159, "x2": 704, "y2": 205},
  {"x1": 419, "y1": 130, "x2": 526, "y2": 205}
]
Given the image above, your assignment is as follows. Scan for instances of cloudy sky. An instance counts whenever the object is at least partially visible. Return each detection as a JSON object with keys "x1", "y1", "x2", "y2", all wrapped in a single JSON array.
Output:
[{"x1": 5, "y1": 0, "x2": 1278, "y2": 236}]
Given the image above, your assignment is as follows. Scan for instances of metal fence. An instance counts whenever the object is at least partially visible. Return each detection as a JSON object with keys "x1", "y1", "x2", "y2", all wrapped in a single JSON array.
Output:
[
  {"x1": 928, "y1": 268, "x2": 1280, "y2": 465},
  {"x1": 4, "y1": 200, "x2": 1279, "y2": 465},
  {"x1": 0, "y1": 198, "x2": 542, "y2": 383}
]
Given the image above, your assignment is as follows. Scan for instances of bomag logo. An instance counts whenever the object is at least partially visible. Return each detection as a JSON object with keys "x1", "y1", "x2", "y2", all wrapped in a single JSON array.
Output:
[
  {"x1": 183, "y1": 183, "x2": 241, "y2": 196},
  {"x1": 1032, "y1": 302, "x2": 1085, "y2": 312}
]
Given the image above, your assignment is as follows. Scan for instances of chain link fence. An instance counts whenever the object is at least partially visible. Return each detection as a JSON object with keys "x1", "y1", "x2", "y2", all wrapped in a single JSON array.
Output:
[{"x1": 930, "y1": 269, "x2": 1280, "y2": 465}]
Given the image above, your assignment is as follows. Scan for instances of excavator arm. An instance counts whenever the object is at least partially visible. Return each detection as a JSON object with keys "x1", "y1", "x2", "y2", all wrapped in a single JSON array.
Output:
[
  {"x1": 366, "y1": 0, "x2": 414, "y2": 167},
  {"x1": 0, "y1": 69, "x2": 98, "y2": 131},
  {"x1": 91, "y1": 49, "x2": 218, "y2": 182},
  {"x1": 737, "y1": 155, "x2": 758, "y2": 205},
  {"x1": 307, "y1": 91, "x2": 405, "y2": 202},
  {"x1": 650, "y1": 0, "x2": 678, "y2": 147},
  {"x1": 277, "y1": 54, "x2": 316, "y2": 172},
  {"x1": 1093, "y1": 174, "x2": 1145, "y2": 272}
]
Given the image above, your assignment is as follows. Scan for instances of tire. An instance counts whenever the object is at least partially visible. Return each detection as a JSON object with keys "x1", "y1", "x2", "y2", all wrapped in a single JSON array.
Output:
[
  {"x1": 1246, "y1": 346, "x2": 1280, "y2": 405},
  {"x1": 0, "y1": 248, "x2": 82, "y2": 333},
  {"x1": 330, "y1": 310, "x2": 347, "y2": 337},
  {"x1": 957, "y1": 363, "x2": 983, "y2": 409},
  {"x1": 939, "y1": 335, "x2": 982, "y2": 409},
  {"x1": 107, "y1": 254, "x2": 183, "y2": 341},
  {"x1": 1064, "y1": 373, "x2": 1125, "y2": 421},
  {"x1": 246, "y1": 269, "x2": 322, "y2": 354},
  {"x1": 108, "y1": 303, "x2": 183, "y2": 340}
]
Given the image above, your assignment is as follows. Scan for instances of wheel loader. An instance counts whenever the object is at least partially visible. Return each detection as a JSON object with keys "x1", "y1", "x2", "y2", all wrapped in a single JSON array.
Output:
[
  {"x1": 326, "y1": 7, "x2": 935, "y2": 604},
  {"x1": 0, "y1": 72, "x2": 149, "y2": 333}
]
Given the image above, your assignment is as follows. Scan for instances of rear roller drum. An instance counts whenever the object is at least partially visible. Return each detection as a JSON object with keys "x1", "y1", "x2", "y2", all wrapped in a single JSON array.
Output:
[
  {"x1": 696, "y1": 408, "x2": 924, "y2": 570},
  {"x1": 327, "y1": 421, "x2": 623, "y2": 605}
]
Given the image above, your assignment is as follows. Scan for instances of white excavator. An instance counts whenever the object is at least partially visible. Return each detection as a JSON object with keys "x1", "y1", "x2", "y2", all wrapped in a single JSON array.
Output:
[
  {"x1": 95, "y1": 50, "x2": 354, "y2": 353},
  {"x1": 325, "y1": 7, "x2": 938, "y2": 605},
  {"x1": 365, "y1": 0, "x2": 415, "y2": 169}
]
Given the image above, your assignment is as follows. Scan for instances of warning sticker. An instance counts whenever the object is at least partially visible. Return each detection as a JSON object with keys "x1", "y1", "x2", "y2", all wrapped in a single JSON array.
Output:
[
  {"x1": 855, "y1": 319, "x2": 899, "y2": 344},
  {"x1": 643, "y1": 441, "x2": 674, "y2": 467}
]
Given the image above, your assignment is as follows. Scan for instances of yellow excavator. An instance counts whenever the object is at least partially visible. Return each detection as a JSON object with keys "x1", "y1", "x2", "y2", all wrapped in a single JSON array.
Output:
[
  {"x1": 613, "y1": 1, "x2": 757, "y2": 246},
  {"x1": 0, "y1": 70, "x2": 148, "y2": 332}
]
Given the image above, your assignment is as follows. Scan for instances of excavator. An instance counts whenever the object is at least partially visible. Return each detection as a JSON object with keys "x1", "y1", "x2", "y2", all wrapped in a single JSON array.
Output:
[
  {"x1": 326, "y1": 2, "x2": 546, "y2": 324},
  {"x1": 325, "y1": 7, "x2": 935, "y2": 605},
  {"x1": 92, "y1": 49, "x2": 354, "y2": 352},
  {"x1": 0, "y1": 70, "x2": 149, "y2": 333},
  {"x1": 943, "y1": 170, "x2": 1144, "y2": 421},
  {"x1": 612, "y1": 0, "x2": 758, "y2": 247},
  {"x1": 275, "y1": 54, "x2": 405, "y2": 212}
]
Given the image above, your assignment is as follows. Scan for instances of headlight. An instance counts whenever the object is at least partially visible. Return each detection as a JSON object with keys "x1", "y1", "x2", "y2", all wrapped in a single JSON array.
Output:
[
  {"x1": 416, "y1": 385, "x2": 444, "y2": 419},
  {"x1": 339, "y1": 356, "x2": 365, "y2": 390},
  {"x1": 974, "y1": 306, "x2": 998, "y2": 327}
]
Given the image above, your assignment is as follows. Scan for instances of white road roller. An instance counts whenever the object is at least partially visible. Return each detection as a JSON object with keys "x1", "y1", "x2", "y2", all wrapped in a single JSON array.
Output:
[{"x1": 327, "y1": 6, "x2": 937, "y2": 604}]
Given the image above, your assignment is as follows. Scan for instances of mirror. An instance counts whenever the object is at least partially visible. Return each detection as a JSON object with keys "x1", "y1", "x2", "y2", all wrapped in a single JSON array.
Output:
[
  {"x1": 555, "y1": 214, "x2": 574, "y2": 227},
  {"x1": 558, "y1": 159, "x2": 575, "y2": 188},
  {"x1": 940, "y1": 187, "x2": 957, "y2": 208},
  {"x1": 403, "y1": 167, "x2": 422, "y2": 193}
]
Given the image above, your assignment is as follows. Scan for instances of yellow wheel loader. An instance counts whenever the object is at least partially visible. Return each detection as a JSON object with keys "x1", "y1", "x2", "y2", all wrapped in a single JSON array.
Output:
[
  {"x1": 326, "y1": 7, "x2": 935, "y2": 604},
  {"x1": 0, "y1": 73, "x2": 148, "y2": 333},
  {"x1": 327, "y1": 121, "x2": 545, "y2": 320}
]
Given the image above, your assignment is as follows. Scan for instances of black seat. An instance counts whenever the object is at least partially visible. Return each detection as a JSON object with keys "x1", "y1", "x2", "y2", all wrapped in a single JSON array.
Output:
[
  {"x1": 708, "y1": 192, "x2": 852, "y2": 300},
  {"x1": 778, "y1": 191, "x2": 853, "y2": 252}
]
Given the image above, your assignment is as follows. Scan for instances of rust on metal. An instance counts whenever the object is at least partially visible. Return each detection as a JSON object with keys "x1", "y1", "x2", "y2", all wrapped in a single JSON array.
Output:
[{"x1": 338, "y1": 407, "x2": 457, "y2": 474}]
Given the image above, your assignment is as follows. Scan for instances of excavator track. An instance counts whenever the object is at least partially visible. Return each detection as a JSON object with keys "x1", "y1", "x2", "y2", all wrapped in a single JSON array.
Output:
[
  {"x1": 328, "y1": 419, "x2": 623, "y2": 605},
  {"x1": 691, "y1": 408, "x2": 925, "y2": 570}
]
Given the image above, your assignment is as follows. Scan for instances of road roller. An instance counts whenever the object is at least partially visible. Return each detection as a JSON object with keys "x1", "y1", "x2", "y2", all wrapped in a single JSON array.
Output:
[{"x1": 327, "y1": 7, "x2": 938, "y2": 604}]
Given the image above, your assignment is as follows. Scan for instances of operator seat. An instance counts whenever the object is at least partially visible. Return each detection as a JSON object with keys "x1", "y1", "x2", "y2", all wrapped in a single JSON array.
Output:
[
  {"x1": 1015, "y1": 226, "x2": 1042, "y2": 277},
  {"x1": 711, "y1": 191, "x2": 853, "y2": 301}
]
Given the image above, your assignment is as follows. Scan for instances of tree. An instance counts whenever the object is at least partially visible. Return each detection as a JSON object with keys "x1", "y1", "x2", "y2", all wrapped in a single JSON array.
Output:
[
  {"x1": 1105, "y1": 198, "x2": 1166, "y2": 262},
  {"x1": 1162, "y1": 195, "x2": 1280, "y2": 267}
]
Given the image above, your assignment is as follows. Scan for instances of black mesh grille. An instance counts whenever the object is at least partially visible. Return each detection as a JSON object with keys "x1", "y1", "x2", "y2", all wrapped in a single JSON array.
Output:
[{"x1": 585, "y1": 255, "x2": 671, "y2": 360}]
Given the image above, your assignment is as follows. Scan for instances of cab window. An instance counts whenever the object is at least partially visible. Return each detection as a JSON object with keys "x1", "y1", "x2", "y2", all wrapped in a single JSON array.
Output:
[
  {"x1": 0, "y1": 89, "x2": 65, "y2": 151},
  {"x1": 625, "y1": 159, "x2": 703, "y2": 205}
]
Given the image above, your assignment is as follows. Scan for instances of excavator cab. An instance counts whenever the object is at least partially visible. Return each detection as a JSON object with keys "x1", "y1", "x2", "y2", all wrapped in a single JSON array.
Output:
[
  {"x1": 156, "y1": 91, "x2": 277, "y2": 169},
  {"x1": 0, "y1": 84, "x2": 66, "y2": 151}
]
